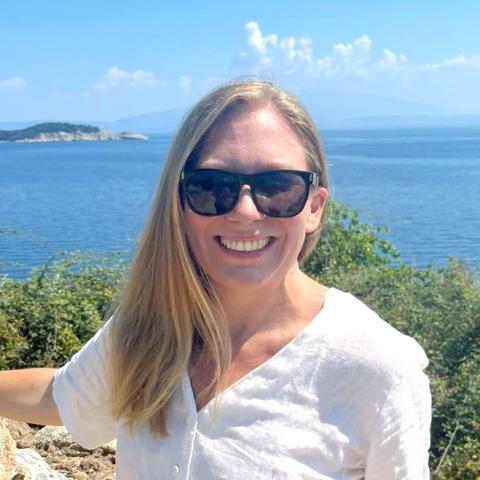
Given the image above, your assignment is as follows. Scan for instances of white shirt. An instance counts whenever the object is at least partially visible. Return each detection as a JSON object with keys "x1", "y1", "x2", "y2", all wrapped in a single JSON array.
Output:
[{"x1": 53, "y1": 288, "x2": 431, "y2": 479}]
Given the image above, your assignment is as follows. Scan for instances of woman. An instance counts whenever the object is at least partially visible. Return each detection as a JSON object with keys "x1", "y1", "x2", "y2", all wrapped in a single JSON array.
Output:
[{"x1": 0, "y1": 80, "x2": 431, "y2": 479}]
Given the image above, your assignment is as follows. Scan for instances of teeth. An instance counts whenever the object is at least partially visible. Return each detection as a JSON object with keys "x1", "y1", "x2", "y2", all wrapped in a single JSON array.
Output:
[{"x1": 220, "y1": 237, "x2": 270, "y2": 252}]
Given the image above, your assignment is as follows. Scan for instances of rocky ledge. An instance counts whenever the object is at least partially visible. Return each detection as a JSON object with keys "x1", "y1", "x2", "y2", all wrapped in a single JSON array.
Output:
[
  {"x1": 0, "y1": 418, "x2": 115, "y2": 480},
  {"x1": 0, "y1": 122, "x2": 147, "y2": 143}
]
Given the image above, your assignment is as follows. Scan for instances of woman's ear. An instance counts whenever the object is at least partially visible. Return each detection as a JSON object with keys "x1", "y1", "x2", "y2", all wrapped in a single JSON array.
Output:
[{"x1": 305, "y1": 187, "x2": 328, "y2": 234}]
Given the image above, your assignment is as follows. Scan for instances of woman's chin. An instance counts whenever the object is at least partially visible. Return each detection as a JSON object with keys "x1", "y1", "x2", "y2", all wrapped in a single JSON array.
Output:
[{"x1": 211, "y1": 268, "x2": 277, "y2": 293}]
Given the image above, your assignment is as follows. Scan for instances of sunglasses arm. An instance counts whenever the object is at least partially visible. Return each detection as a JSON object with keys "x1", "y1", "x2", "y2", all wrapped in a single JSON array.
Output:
[{"x1": 310, "y1": 172, "x2": 321, "y2": 188}]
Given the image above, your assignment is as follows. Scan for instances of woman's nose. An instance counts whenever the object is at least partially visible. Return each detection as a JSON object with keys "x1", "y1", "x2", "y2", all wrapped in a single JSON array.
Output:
[{"x1": 225, "y1": 185, "x2": 265, "y2": 222}]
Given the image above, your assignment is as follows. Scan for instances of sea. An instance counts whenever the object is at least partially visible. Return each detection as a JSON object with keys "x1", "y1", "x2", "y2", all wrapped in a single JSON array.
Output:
[{"x1": 1, "y1": 127, "x2": 479, "y2": 279}]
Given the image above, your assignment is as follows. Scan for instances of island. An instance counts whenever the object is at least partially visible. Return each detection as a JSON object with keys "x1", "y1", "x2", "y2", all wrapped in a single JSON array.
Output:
[{"x1": 0, "y1": 122, "x2": 148, "y2": 143}]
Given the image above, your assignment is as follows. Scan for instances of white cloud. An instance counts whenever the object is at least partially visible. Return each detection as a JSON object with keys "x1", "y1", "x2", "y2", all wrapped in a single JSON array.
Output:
[
  {"x1": 177, "y1": 75, "x2": 193, "y2": 95},
  {"x1": 235, "y1": 21, "x2": 480, "y2": 93},
  {"x1": 374, "y1": 49, "x2": 408, "y2": 74},
  {"x1": 332, "y1": 35, "x2": 372, "y2": 63},
  {"x1": 245, "y1": 21, "x2": 278, "y2": 56},
  {"x1": 0, "y1": 76, "x2": 27, "y2": 90},
  {"x1": 419, "y1": 54, "x2": 480, "y2": 72},
  {"x1": 237, "y1": 23, "x2": 383, "y2": 79},
  {"x1": 328, "y1": 35, "x2": 373, "y2": 77},
  {"x1": 93, "y1": 67, "x2": 162, "y2": 91},
  {"x1": 237, "y1": 21, "x2": 314, "y2": 75}
]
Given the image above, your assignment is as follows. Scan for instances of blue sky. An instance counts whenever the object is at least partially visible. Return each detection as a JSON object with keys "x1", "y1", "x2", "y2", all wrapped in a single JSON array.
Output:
[{"x1": 1, "y1": 0, "x2": 480, "y2": 121}]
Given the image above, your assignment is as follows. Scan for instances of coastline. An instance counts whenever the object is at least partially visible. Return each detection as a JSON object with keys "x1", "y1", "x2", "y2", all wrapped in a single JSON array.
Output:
[{"x1": 0, "y1": 132, "x2": 147, "y2": 143}]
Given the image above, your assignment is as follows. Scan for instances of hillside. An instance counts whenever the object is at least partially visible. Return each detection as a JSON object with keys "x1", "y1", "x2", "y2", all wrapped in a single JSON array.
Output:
[{"x1": 0, "y1": 122, "x2": 147, "y2": 142}]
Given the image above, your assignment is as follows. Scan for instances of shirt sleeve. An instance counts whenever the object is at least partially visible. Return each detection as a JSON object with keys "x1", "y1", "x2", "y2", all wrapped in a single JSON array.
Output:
[
  {"x1": 365, "y1": 339, "x2": 432, "y2": 480},
  {"x1": 52, "y1": 319, "x2": 117, "y2": 449}
]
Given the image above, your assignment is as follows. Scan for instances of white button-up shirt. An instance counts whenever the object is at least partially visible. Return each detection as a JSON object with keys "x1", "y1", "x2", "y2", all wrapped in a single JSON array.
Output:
[{"x1": 53, "y1": 288, "x2": 431, "y2": 479}]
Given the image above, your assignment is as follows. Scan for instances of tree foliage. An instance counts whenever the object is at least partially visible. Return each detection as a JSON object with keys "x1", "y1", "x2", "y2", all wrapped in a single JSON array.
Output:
[
  {"x1": 0, "y1": 252, "x2": 127, "y2": 367},
  {"x1": 302, "y1": 202, "x2": 399, "y2": 274}
]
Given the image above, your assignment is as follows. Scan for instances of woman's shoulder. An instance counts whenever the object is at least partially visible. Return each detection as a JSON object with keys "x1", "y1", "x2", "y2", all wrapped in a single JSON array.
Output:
[{"x1": 313, "y1": 287, "x2": 429, "y2": 381}]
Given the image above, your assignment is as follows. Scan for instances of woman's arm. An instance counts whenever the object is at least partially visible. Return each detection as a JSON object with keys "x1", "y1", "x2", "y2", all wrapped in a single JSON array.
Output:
[
  {"x1": 0, "y1": 368, "x2": 63, "y2": 426},
  {"x1": 365, "y1": 368, "x2": 431, "y2": 479}
]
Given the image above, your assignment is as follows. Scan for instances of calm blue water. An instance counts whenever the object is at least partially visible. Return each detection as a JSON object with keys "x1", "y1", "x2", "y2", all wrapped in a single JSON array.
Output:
[{"x1": 1, "y1": 128, "x2": 479, "y2": 278}]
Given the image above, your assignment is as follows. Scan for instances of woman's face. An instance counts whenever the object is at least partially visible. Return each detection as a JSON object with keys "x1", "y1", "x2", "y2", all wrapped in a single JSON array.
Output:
[{"x1": 183, "y1": 106, "x2": 328, "y2": 292}]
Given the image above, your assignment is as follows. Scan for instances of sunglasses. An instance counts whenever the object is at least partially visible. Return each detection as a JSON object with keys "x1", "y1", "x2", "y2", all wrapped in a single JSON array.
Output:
[{"x1": 180, "y1": 169, "x2": 320, "y2": 218}]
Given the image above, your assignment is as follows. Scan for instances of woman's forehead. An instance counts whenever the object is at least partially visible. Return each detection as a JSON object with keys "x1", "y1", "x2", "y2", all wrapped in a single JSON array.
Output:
[
  {"x1": 209, "y1": 105, "x2": 294, "y2": 140},
  {"x1": 197, "y1": 106, "x2": 308, "y2": 171}
]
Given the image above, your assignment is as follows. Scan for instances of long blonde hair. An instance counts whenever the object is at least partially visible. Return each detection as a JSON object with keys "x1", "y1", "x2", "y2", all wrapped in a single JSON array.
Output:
[{"x1": 108, "y1": 79, "x2": 329, "y2": 436}]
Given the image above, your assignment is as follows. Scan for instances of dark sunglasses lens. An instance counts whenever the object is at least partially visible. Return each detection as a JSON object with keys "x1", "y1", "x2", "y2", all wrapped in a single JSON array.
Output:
[
  {"x1": 185, "y1": 171, "x2": 238, "y2": 215},
  {"x1": 253, "y1": 172, "x2": 308, "y2": 217}
]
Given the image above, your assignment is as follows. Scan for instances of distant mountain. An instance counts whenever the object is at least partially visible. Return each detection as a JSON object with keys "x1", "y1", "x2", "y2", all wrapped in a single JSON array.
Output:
[
  {"x1": 0, "y1": 109, "x2": 187, "y2": 135},
  {"x1": 96, "y1": 110, "x2": 480, "y2": 133},
  {"x1": 319, "y1": 115, "x2": 480, "y2": 130},
  {"x1": 0, "y1": 122, "x2": 147, "y2": 143},
  {"x1": 2, "y1": 100, "x2": 480, "y2": 136},
  {"x1": 93, "y1": 108, "x2": 187, "y2": 134},
  {"x1": 89, "y1": 94, "x2": 473, "y2": 133},
  {"x1": 301, "y1": 91, "x2": 454, "y2": 121}
]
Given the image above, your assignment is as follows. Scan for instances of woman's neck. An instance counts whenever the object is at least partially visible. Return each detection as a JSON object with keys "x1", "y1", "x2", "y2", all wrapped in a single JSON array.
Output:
[{"x1": 212, "y1": 267, "x2": 328, "y2": 346}]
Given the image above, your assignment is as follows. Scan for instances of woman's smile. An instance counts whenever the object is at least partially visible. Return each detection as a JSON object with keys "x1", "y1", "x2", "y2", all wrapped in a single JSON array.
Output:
[
  {"x1": 217, "y1": 236, "x2": 273, "y2": 253},
  {"x1": 214, "y1": 235, "x2": 276, "y2": 260}
]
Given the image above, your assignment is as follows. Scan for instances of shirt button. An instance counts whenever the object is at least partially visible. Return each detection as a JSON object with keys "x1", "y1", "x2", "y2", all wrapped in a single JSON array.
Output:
[{"x1": 172, "y1": 465, "x2": 180, "y2": 476}]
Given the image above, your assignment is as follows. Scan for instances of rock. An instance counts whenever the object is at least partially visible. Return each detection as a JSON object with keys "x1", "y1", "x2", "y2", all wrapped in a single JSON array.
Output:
[
  {"x1": 34, "y1": 427, "x2": 74, "y2": 451},
  {"x1": 5, "y1": 420, "x2": 35, "y2": 450},
  {"x1": 0, "y1": 418, "x2": 16, "y2": 480},
  {"x1": 2, "y1": 422, "x2": 114, "y2": 480},
  {"x1": 117, "y1": 132, "x2": 148, "y2": 140},
  {"x1": 99, "y1": 441, "x2": 116, "y2": 456},
  {"x1": 5, "y1": 130, "x2": 148, "y2": 143},
  {"x1": 11, "y1": 460, "x2": 30, "y2": 479},
  {"x1": 14, "y1": 449, "x2": 70, "y2": 479}
]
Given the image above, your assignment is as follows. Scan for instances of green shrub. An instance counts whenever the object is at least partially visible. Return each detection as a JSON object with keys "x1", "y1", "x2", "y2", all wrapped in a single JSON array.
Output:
[
  {"x1": 302, "y1": 202, "x2": 399, "y2": 274},
  {"x1": 0, "y1": 252, "x2": 127, "y2": 367}
]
